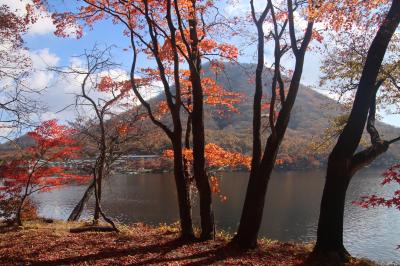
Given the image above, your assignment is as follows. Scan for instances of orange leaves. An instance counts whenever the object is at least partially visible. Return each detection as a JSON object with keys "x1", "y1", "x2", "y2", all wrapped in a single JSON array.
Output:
[
  {"x1": 97, "y1": 76, "x2": 114, "y2": 92},
  {"x1": 315, "y1": 0, "x2": 391, "y2": 32},
  {"x1": 164, "y1": 143, "x2": 251, "y2": 170},
  {"x1": 209, "y1": 175, "x2": 220, "y2": 193},
  {"x1": 200, "y1": 40, "x2": 238, "y2": 61},
  {"x1": 97, "y1": 76, "x2": 131, "y2": 96},
  {"x1": 202, "y1": 77, "x2": 243, "y2": 113},
  {"x1": 156, "y1": 101, "x2": 170, "y2": 116},
  {"x1": 204, "y1": 143, "x2": 251, "y2": 169},
  {"x1": 117, "y1": 123, "x2": 129, "y2": 137},
  {"x1": 312, "y1": 30, "x2": 324, "y2": 43}
]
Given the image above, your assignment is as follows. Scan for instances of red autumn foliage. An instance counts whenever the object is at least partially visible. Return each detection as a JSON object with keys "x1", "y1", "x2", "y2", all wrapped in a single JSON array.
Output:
[
  {"x1": 0, "y1": 120, "x2": 89, "y2": 223},
  {"x1": 354, "y1": 164, "x2": 400, "y2": 210}
]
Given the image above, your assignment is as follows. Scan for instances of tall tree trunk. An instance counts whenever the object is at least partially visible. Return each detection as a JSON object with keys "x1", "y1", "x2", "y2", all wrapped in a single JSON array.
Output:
[
  {"x1": 68, "y1": 180, "x2": 95, "y2": 221},
  {"x1": 172, "y1": 136, "x2": 195, "y2": 239},
  {"x1": 234, "y1": 137, "x2": 279, "y2": 248},
  {"x1": 233, "y1": 1, "x2": 313, "y2": 245},
  {"x1": 93, "y1": 151, "x2": 105, "y2": 223},
  {"x1": 93, "y1": 175, "x2": 102, "y2": 222},
  {"x1": 314, "y1": 160, "x2": 352, "y2": 260},
  {"x1": 128, "y1": 3, "x2": 194, "y2": 239},
  {"x1": 314, "y1": 1, "x2": 400, "y2": 260},
  {"x1": 190, "y1": 66, "x2": 213, "y2": 240},
  {"x1": 184, "y1": 110, "x2": 192, "y2": 180},
  {"x1": 188, "y1": 2, "x2": 213, "y2": 240}
]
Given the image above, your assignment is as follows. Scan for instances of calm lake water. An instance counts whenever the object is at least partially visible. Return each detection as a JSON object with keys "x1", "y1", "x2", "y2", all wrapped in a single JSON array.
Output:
[{"x1": 32, "y1": 168, "x2": 400, "y2": 264}]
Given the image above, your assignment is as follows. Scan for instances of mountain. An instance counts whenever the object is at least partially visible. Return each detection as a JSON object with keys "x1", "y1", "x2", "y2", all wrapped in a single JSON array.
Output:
[
  {"x1": 1, "y1": 62, "x2": 399, "y2": 168},
  {"x1": 137, "y1": 62, "x2": 400, "y2": 168}
]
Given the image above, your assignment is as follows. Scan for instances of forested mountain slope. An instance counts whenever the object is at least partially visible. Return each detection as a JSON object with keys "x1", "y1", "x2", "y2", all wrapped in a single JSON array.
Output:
[{"x1": 2, "y1": 63, "x2": 399, "y2": 168}]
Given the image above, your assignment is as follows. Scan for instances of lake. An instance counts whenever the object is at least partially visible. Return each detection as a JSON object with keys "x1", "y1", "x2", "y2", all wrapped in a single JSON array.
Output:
[{"x1": 32, "y1": 168, "x2": 400, "y2": 264}]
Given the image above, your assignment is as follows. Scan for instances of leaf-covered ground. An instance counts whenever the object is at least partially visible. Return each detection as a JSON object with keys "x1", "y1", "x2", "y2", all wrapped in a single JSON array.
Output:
[{"x1": 0, "y1": 220, "x2": 378, "y2": 266}]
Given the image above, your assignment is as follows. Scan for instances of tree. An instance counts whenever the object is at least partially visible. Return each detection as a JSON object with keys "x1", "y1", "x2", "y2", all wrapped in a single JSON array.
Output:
[
  {"x1": 0, "y1": 120, "x2": 88, "y2": 226},
  {"x1": 164, "y1": 142, "x2": 251, "y2": 205},
  {"x1": 0, "y1": 3, "x2": 44, "y2": 138},
  {"x1": 157, "y1": 67, "x2": 243, "y2": 218},
  {"x1": 232, "y1": 0, "x2": 315, "y2": 249},
  {"x1": 55, "y1": 46, "x2": 143, "y2": 230},
  {"x1": 49, "y1": 0, "x2": 238, "y2": 239},
  {"x1": 313, "y1": 0, "x2": 400, "y2": 261}
]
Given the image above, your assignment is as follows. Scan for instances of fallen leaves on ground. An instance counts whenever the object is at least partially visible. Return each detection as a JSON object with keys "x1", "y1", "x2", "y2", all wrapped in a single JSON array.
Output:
[{"x1": 0, "y1": 220, "x2": 377, "y2": 266}]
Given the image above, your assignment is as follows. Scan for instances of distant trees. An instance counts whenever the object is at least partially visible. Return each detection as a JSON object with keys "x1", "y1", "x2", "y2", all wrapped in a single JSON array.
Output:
[
  {"x1": 0, "y1": 120, "x2": 88, "y2": 226},
  {"x1": 314, "y1": 0, "x2": 400, "y2": 261}
]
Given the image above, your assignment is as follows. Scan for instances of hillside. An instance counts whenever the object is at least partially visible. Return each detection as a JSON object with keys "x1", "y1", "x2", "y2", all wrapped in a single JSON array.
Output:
[
  {"x1": 134, "y1": 62, "x2": 400, "y2": 168},
  {"x1": 1, "y1": 62, "x2": 399, "y2": 168}
]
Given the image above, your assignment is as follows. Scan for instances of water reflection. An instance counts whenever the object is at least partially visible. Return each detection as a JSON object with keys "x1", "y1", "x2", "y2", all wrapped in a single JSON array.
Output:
[{"x1": 33, "y1": 168, "x2": 399, "y2": 263}]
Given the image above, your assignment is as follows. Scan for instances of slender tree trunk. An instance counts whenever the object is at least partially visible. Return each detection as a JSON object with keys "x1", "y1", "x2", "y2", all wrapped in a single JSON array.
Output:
[
  {"x1": 15, "y1": 194, "x2": 27, "y2": 226},
  {"x1": 313, "y1": 1, "x2": 400, "y2": 260},
  {"x1": 183, "y1": 112, "x2": 192, "y2": 180},
  {"x1": 93, "y1": 174, "x2": 102, "y2": 222},
  {"x1": 233, "y1": 46, "x2": 311, "y2": 249},
  {"x1": 188, "y1": 3, "x2": 213, "y2": 240},
  {"x1": 68, "y1": 180, "x2": 95, "y2": 221},
  {"x1": 93, "y1": 169, "x2": 119, "y2": 232},
  {"x1": 234, "y1": 136, "x2": 279, "y2": 248},
  {"x1": 190, "y1": 67, "x2": 213, "y2": 240},
  {"x1": 172, "y1": 137, "x2": 195, "y2": 239}
]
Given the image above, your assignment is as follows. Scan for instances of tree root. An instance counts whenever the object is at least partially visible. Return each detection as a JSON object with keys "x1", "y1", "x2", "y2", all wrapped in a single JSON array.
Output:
[
  {"x1": 70, "y1": 226, "x2": 117, "y2": 233},
  {"x1": 308, "y1": 245, "x2": 352, "y2": 265}
]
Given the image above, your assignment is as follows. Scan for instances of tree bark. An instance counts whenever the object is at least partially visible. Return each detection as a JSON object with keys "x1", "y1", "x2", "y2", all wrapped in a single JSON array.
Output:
[
  {"x1": 233, "y1": 0, "x2": 313, "y2": 247},
  {"x1": 172, "y1": 136, "x2": 195, "y2": 239},
  {"x1": 68, "y1": 180, "x2": 95, "y2": 221},
  {"x1": 234, "y1": 137, "x2": 279, "y2": 248},
  {"x1": 184, "y1": 110, "x2": 192, "y2": 181},
  {"x1": 188, "y1": 1, "x2": 213, "y2": 240},
  {"x1": 15, "y1": 194, "x2": 27, "y2": 226},
  {"x1": 314, "y1": 1, "x2": 400, "y2": 260},
  {"x1": 93, "y1": 176, "x2": 101, "y2": 222}
]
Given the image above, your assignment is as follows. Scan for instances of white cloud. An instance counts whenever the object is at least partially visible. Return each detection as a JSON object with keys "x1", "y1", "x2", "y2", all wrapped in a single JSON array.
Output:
[
  {"x1": 28, "y1": 48, "x2": 60, "y2": 90},
  {"x1": 40, "y1": 111, "x2": 57, "y2": 121},
  {"x1": 28, "y1": 15, "x2": 56, "y2": 36},
  {"x1": 30, "y1": 48, "x2": 60, "y2": 69}
]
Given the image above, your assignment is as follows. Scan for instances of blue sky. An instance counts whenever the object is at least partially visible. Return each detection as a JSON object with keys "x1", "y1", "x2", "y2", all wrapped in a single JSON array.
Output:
[{"x1": 3, "y1": 0, "x2": 399, "y2": 128}]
